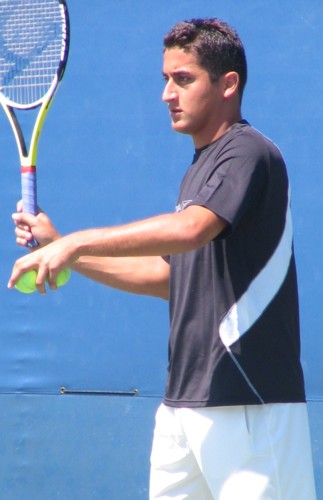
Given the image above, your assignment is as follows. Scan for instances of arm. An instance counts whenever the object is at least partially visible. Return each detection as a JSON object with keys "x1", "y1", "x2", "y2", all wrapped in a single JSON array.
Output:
[
  {"x1": 73, "y1": 255, "x2": 170, "y2": 299},
  {"x1": 9, "y1": 205, "x2": 227, "y2": 293},
  {"x1": 65, "y1": 205, "x2": 225, "y2": 258},
  {"x1": 12, "y1": 209, "x2": 170, "y2": 298}
]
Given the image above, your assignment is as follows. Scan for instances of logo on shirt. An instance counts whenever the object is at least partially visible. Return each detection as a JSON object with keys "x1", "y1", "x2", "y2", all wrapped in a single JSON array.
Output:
[{"x1": 176, "y1": 200, "x2": 192, "y2": 212}]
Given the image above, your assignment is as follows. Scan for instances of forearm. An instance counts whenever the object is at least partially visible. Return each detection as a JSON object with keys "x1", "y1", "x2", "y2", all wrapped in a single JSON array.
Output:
[
  {"x1": 65, "y1": 207, "x2": 226, "y2": 260},
  {"x1": 72, "y1": 255, "x2": 170, "y2": 299},
  {"x1": 67, "y1": 215, "x2": 181, "y2": 259}
]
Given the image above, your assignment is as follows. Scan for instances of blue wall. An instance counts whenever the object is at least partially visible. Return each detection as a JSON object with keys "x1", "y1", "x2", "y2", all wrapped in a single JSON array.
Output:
[{"x1": 0, "y1": 1, "x2": 322, "y2": 498}]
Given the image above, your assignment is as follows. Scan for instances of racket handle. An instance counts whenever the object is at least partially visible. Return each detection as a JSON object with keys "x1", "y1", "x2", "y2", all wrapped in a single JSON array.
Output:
[{"x1": 21, "y1": 166, "x2": 39, "y2": 248}]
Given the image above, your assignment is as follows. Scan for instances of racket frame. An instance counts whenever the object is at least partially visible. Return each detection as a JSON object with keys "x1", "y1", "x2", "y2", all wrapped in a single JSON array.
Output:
[{"x1": 0, "y1": 0, "x2": 70, "y2": 244}]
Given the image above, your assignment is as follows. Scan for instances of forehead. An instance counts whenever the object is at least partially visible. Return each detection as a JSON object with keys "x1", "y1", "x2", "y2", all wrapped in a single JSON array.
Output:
[{"x1": 163, "y1": 47, "x2": 202, "y2": 73}]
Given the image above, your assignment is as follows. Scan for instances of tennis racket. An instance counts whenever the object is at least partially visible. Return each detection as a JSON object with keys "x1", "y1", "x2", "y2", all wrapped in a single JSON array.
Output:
[{"x1": 0, "y1": 0, "x2": 70, "y2": 247}]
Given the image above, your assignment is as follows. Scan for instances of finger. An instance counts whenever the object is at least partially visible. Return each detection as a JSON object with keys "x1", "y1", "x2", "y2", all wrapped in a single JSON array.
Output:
[
  {"x1": 46, "y1": 269, "x2": 59, "y2": 291},
  {"x1": 7, "y1": 251, "x2": 48, "y2": 290},
  {"x1": 12, "y1": 212, "x2": 36, "y2": 227},
  {"x1": 35, "y1": 267, "x2": 48, "y2": 295},
  {"x1": 15, "y1": 225, "x2": 34, "y2": 248},
  {"x1": 15, "y1": 224, "x2": 33, "y2": 236},
  {"x1": 16, "y1": 236, "x2": 31, "y2": 247},
  {"x1": 12, "y1": 213, "x2": 35, "y2": 246},
  {"x1": 7, "y1": 259, "x2": 33, "y2": 289},
  {"x1": 48, "y1": 280, "x2": 58, "y2": 290},
  {"x1": 15, "y1": 222, "x2": 31, "y2": 231}
]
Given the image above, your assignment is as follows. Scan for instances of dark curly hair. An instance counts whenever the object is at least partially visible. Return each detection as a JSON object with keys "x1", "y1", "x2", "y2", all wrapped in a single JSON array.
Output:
[{"x1": 164, "y1": 18, "x2": 247, "y2": 99}]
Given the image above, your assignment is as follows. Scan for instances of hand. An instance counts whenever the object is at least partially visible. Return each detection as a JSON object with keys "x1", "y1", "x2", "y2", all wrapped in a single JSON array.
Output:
[
  {"x1": 13, "y1": 201, "x2": 61, "y2": 248},
  {"x1": 8, "y1": 234, "x2": 77, "y2": 294}
]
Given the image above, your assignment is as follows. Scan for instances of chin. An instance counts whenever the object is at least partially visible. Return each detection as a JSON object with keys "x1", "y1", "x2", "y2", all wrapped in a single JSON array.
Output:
[{"x1": 171, "y1": 121, "x2": 191, "y2": 135}]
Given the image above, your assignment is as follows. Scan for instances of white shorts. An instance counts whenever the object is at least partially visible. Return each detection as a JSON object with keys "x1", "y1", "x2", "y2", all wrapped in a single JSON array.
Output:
[{"x1": 150, "y1": 403, "x2": 316, "y2": 500}]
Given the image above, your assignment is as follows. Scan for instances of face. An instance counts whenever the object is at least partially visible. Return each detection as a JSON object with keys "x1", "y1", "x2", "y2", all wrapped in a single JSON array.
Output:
[{"x1": 162, "y1": 48, "x2": 226, "y2": 148}]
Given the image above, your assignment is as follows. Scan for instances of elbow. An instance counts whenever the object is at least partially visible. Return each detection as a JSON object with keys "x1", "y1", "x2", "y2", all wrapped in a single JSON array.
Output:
[
  {"x1": 155, "y1": 287, "x2": 169, "y2": 301},
  {"x1": 175, "y1": 208, "x2": 227, "y2": 252},
  {"x1": 179, "y1": 220, "x2": 212, "y2": 251}
]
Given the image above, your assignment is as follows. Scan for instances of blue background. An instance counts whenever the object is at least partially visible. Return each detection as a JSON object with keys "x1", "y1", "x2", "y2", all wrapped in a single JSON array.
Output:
[{"x1": 0, "y1": 1, "x2": 322, "y2": 498}]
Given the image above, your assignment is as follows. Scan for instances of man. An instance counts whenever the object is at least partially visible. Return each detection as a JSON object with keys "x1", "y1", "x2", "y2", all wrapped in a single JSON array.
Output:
[{"x1": 9, "y1": 18, "x2": 316, "y2": 499}]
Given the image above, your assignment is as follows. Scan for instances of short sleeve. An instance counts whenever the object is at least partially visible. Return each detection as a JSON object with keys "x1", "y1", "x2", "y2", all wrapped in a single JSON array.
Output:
[{"x1": 186, "y1": 133, "x2": 269, "y2": 233}]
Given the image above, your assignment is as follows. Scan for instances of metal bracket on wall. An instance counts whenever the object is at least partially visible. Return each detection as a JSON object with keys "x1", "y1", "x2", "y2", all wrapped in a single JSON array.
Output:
[{"x1": 60, "y1": 387, "x2": 139, "y2": 397}]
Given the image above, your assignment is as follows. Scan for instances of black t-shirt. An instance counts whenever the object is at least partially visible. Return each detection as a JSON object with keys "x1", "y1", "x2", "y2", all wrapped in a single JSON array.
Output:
[{"x1": 164, "y1": 120, "x2": 305, "y2": 408}]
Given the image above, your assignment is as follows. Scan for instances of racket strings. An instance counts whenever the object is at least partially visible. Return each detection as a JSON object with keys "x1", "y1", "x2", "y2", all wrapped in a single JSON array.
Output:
[{"x1": 0, "y1": 0, "x2": 68, "y2": 107}]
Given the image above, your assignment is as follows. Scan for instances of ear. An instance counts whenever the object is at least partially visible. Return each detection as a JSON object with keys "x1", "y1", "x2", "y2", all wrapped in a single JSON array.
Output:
[{"x1": 223, "y1": 71, "x2": 240, "y2": 99}]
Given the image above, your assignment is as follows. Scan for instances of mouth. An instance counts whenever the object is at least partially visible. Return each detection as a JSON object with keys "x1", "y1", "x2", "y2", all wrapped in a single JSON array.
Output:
[{"x1": 169, "y1": 107, "x2": 182, "y2": 119}]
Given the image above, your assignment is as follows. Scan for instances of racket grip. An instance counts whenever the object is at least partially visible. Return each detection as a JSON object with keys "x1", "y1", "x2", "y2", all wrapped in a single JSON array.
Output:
[{"x1": 21, "y1": 166, "x2": 39, "y2": 248}]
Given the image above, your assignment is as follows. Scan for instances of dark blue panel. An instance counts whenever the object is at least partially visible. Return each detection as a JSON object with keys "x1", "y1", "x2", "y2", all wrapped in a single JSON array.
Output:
[
  {"x1": 308, "y1": 402, "x2": 323, "y2": 498},
  {"x1": 0, "y1": 394, "x2": 160, "y2": 500},
  {"x1": 0, "y1": 0, "x2": 322, "y2": 397},
  {"x1": 0, "y1": 396, "x2": 321, "y2": 500},
  {"x1": 0, "y1": 0, "x2": 322, "y2": 497}
]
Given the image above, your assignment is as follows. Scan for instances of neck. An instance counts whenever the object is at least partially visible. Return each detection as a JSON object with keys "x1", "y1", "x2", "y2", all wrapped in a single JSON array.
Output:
[{"x1": 193, "y1": 110, "x2": 242, "y2": 149}]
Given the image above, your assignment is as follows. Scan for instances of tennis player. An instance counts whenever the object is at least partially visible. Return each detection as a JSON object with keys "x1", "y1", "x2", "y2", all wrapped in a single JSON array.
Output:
[{"x1": 9, "y1": 18, "x2": 316, "y2": 499}]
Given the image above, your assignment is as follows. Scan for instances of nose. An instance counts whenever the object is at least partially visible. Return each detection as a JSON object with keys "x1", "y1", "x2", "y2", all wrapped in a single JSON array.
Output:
[{"x1": 162, "y1": 79, "x2": 176, "y2": 103}]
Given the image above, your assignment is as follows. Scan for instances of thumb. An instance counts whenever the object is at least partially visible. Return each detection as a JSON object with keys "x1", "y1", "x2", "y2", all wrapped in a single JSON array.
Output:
[
  {"x1": 16, "y1": 200, "x2": 42, "y2": 215},
  {"x1": 16, "y1": 200, "x2": 23, "y2": 213}
]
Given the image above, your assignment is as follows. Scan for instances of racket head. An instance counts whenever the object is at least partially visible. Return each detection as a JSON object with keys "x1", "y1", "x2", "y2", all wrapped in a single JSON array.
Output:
[{"x1": 0, "y1": 0, "x2": 70, "y2": 110}]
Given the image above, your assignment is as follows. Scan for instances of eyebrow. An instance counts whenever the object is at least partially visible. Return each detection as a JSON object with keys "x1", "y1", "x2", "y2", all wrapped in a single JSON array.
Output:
[{"x1": 162, "y1": 69, "x2": 194, "y2": 77}]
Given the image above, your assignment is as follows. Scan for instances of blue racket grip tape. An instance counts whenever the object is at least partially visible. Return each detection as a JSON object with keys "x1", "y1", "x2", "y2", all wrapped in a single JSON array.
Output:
[{"x1": 21, "y1": 166, "x2": 39, "y2": 248}]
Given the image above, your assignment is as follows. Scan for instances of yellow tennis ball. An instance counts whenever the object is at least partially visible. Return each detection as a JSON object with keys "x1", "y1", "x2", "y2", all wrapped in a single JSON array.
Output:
[
  {"x1": 15, "y1": 268, "x2": 71, "y2": 294},
  {"x1": 15, "y1": 269, "x2": 37, "y2": 294},
  {"x1": 56, "y1": 268, "x2": 71, "y2": 287},
  {"x1": 45, "y1": 268, "x2": 71, "y2": 288}
]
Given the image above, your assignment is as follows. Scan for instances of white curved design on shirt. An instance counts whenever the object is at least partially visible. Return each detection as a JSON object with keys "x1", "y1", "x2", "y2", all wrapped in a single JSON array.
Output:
[{"x1": 219, "y1": 189, "x2": 292, "y2": 348}]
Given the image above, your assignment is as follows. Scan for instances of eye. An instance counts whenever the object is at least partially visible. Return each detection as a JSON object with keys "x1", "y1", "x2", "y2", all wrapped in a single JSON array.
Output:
[{"x1": 175, "y1": 74, "x2": 193, "y2": 85}]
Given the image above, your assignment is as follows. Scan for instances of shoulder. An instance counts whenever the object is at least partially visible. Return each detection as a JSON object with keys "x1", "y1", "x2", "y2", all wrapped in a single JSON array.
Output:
[{"x1": 228, "y1": 121, "x2": 284, "y2": 162}]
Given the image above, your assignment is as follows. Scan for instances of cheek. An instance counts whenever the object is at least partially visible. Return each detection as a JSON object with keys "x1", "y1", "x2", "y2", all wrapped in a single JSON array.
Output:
[
  {"x1": 188, "y1": 95, "x2": 214, "y2": 122},
  {"x1": 186, "y1": 85, "x2": 217, "y2": 114}
]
